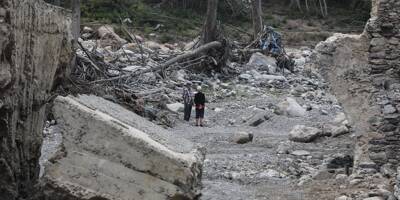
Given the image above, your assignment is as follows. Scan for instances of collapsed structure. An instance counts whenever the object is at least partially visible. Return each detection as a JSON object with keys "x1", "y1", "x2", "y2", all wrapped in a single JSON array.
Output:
[{"x1": 313, "y1": 0, "x2": 400, "y2": 196}]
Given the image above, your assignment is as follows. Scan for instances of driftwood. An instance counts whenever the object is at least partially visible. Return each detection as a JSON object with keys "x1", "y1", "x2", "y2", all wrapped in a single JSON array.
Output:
[{"x1": 91, "y1": 41, "x2": 222, "y2": 84}]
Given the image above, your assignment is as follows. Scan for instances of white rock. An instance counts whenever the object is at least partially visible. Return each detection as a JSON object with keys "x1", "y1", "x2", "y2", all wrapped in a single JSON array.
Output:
[
  {"x1": 97, "y1": 25, "x2": 127, "y2": 45},
  {"x1": 247, "y1": 52, "x2": 277, "y2": 69},
  {"x1": 214, "y1": 108, "x2": 223, "y2": 112},
  {"x1": 291, "y1": 150, "x2": 310, "y2": 156},
  {"x1": 334, "y1": 112, "x2": 347, "y2": 124},
  {"x1": 278, "y1": 97, "x2": 307, "y2": 117},
  {"x1": 259, "y1": 169, "x2": 283, "y2": 178},
  {"x1": 363, "y1": 197, "x2": 384, "y2": 200},
  {"x1": 294, "y1": 57, "x2": 306, "y2": 67},
  {"x1": 383, "y1": 105, "x2": 397, "y2": 114},
  {"x1": 289, "y1": 125, "x2": 322, "y2": 143},
  {"x1": 239, "y1": 73, "x2": 252, "y2": 80},
  {"x1": 82, "y1": 26, "x2": 94, "y2": 33},
  {"x1": 335, "y1": 195, "x2": 352, "y2": 200},
  {"x1": 332, "y1": 125, "x2": 350, "y2": 137},
  {"x1": 166, "y1": 103, "x2": 184, "y2": 113}
]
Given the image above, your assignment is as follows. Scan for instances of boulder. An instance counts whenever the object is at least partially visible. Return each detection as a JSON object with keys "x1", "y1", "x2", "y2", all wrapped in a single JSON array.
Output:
[
  {"x1": 245, "y1": 111, "x2": 271, "y2": 127},
  {"x1": 166, "y1": 102, "x2": 185, "y2": 113},
  {"x1": 248, "y1": 52, "x2": 278, "y2": 73},
  {"x1": 41, "y1": 95, "x2": 205, "y2": 200},
  {"x1": 232, "y1": 132, "x2": 254, "y2": 144},
  {"x1": 97, "y1": 25, "x2": 127, "y2": 46},
  {"x1": 278, "y1": 97, "x2": 307, "y2": 117},
  {"x1": 289, "y1": 125, "x2": 322, "y2": 143},
  {"x1": 332, "y1": 125, "x2": 350, "y2": 137}
]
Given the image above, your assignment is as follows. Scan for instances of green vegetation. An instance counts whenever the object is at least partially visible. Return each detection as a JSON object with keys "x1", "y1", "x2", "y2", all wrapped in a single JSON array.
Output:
[{"x1": 78, "y1": 0, "x2": 371, "y2": 44}]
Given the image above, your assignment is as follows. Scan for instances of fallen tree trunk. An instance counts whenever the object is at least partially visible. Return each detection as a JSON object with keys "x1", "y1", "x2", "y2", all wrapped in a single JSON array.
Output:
[{"x1": 92, "y1": 41, "x2": 222, "y2": 84}]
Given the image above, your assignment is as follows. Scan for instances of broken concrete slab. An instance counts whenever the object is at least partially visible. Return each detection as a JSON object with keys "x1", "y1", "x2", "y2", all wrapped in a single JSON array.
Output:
[{"x1": 42, "y1": 95, "x2": 205, "y2": 200}]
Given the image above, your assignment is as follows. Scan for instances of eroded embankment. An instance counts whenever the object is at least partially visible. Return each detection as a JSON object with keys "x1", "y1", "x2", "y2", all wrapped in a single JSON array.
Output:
[{"x1": 0, "y1": 1, "x2": 73, "y2": 199}]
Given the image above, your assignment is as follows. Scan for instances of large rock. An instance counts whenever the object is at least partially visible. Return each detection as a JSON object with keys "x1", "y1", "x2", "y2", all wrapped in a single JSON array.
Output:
[
  {"x1": 41, "y1": 95, "x2": 205, "y2": 200},
  {"x1": 278, "y1": 97, "x2": 307, "y2": 117},
  {"x1": 166, "y1": 102, "x2": 185, "y2": 113},
  {"x1": 232, "y1": 132, "x2": 254, "y2": 144},
  {"x1": 0, "y1": 1, "x2": 73, "y2": 198},
  {"x1": 245, "y1": 111, "x2": 271, "y2": 127},
  {"x1": 289, "y1": 125, "x2": 322, "y2": 143},
  {"x1": 247, "y1": 52, "x2": 278, "y2": 73},
  {"x1": 97, "y1": 25, "x2": 127, "y2": 47}
]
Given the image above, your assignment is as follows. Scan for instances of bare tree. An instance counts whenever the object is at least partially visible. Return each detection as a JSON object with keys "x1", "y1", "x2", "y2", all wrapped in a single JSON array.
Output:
[
  {"x1": 251, "y1": 0, "x2": 263, "y2": 39},
  {"x1": 71, "y1": 0, "x2": 81, "y2": 41},
  {"x1": 202, "y1": 0, "x2": 219, "y2": 44}
]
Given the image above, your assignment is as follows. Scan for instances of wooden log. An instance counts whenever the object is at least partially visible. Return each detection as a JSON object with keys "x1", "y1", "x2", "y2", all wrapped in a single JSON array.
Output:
[{"x1": 91, "y1": 41, "x2": 222, "y2": 84}]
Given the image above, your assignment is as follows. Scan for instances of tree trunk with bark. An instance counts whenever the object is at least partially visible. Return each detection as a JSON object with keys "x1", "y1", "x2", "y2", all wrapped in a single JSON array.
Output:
[
  {"x1": 72, "y1": 0, "x2": 81, "y2": 42},
  {"x1": 251, "y1": 0, "x2": 263, "y2": 39},
  {"x1": 202, "y1": 0, "x2": 219, "y2": 44}
]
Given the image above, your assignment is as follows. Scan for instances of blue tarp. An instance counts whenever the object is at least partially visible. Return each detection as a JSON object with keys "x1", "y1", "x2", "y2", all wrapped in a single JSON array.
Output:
[{"x1": 260, "y1": 26, "x2": 283, "y2": 55}]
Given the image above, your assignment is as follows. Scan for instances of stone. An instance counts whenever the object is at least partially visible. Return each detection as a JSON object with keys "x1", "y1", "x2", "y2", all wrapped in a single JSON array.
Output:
[
  {"x1": 247, "y1": 52, "x2": 278, "y2": 71},
  {"x1": 214, "y1": 107, "x2": 223, "y2": 112},
  {"x1": 326, "y1": 154, "x2": 353, "y2": 169},
  {"x1": 383, "y1": 104, "x2": 397, "y2": 114},
  {"x1": 258, "y1": 169, "x2": 283, "y2": 178},
  {"x1": 363, "y1": 197, "x2": 384, "y2": 200},
  {"x1": 246, "y1": 111, "x2": 270, "y2": 127},
  {"x1": 278, "y1": 97, "x2": 307, "y2": 117},
  {"x1": 42, "y1": 95, "x2": 204, "y2": 199},
  {"x1": 334, "y1": 112, "x2": 347, "y2": 124},
  {"x1": 335, "y1": 195, "x2": 352, "y2": 200},
  {"x1": 82, "y1": 26, "x2": 94, "y2": 33},
  {"x1": 232, "y1": 132, "x2": 254, "y2": 144},
  {"x1": 167, "y1": 103, "x2": 184, "y2": 112},
  {"x1": 97, "y1": 25, "x2": 127, "y2": 46},
  {"x1": 332, "y1": 125, "x2": 350, "y2": 137},
  {"x1": 289, "y1": 125, "x2": 322, "y2": 143},
  {"x1": 239, "y1": 73, "x2": 252, "y2": 80},
  {"x1": 370, "y1": 38, "x2": 386, "y2": 47},
  {"x1": 291, "y1": 150, "x2": 311, "y2": 156}
]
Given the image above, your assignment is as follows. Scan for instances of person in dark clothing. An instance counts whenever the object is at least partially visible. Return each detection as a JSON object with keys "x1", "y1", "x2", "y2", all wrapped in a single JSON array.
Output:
[
  {"x1": 182, "y1": 82, "x2": 193, "y2": 121},
  {"x1": 194, "y1": 86, "x2": 206, "y2": 126}
]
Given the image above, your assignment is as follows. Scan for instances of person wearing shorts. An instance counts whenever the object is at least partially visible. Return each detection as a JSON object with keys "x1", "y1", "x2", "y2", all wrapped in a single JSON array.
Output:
[{"x1": 194, "y1": 86, "x2": 206, "y2": 127}]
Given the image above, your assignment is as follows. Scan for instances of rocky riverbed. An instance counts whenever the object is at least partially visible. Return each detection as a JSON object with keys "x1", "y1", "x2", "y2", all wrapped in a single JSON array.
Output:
[
  {"x1": 39, "y1": 24, "x2": 398, "y2": 200},
  {"x1": 168, "y1": 48, "x2": 359, "y2": 200}
]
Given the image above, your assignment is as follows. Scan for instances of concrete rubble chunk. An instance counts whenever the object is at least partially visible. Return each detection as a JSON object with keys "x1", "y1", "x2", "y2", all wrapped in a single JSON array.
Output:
[{"x1": 42, "y1": 95, "x2": 205, "y2": 200}]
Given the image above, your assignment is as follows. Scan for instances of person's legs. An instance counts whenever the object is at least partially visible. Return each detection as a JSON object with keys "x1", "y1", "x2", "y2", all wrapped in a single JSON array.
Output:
[
  {"x1": 199, "y1": 109, "x2": 205, "y2": 126},
  {"x1": 184, "y1": 104, "x2": 192, "y2": 121},
  {"x1": 195, "y1": 108, "x2": 200, "y2": 126}
]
